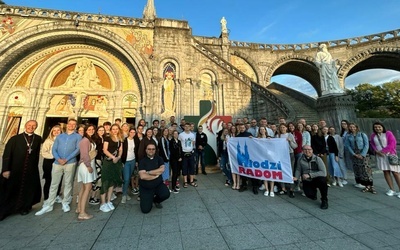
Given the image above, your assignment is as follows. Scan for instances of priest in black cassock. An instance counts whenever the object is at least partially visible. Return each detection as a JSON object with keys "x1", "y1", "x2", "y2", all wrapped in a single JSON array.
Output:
[{"x1": 0, "y1": 120, "x2": 42, "y2": 220}]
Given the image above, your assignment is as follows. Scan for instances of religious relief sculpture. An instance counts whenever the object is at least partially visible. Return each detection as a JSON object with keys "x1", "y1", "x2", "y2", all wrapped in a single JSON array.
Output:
[
  {"x1": 82, "y1": 95, "x2": 108, "y2": 118},
  {"x1": 220, "y1": 17, "x2": 228, "y2": 34},
  {"x1": 48, "y1": 95, "x2": 76, "y2": 116},
  {"x1": 57, "y1": 57, "x2": 106, "y2": 90},
  {"x1": 161, "y1": 64, "x2": 176, "y2": 119},
  {"x1": 315, "y1": 44, "x2": 344, "y2": 96}
]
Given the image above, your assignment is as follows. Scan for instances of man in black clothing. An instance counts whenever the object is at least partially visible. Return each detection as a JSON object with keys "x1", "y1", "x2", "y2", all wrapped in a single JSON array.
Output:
[
  {"x1": 0, "y1": 120, "x2": 42, "y2": 220},
  {"x1": 138, "y1": 144, "x2": 170, "y2": 213},
  {"x1": 236, "y1": 124, "x2": 259, "y2": 194},
  {"x1": 195, "y1": 126, "x2": 208, "y2": 175}
]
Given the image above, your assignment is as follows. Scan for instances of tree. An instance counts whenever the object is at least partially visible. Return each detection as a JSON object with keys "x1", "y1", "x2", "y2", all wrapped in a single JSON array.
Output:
[
  {"x1": 0, "y1": 1, "x2": 6, "y2": 5},
  {"x1": 348, "y1": 81, "x2": 400, "y2": 118}
]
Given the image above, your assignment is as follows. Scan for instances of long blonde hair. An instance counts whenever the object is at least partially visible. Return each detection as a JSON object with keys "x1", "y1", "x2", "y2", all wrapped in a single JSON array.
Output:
[{"x1": 47, "y1": 125, "x2": 61, "y2": 141}]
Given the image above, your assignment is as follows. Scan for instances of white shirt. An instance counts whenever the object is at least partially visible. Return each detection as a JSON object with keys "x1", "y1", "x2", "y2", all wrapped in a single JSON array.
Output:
[
  {"x1": 126, "y1": 138, "x2": 135, "y2": 161},
  {"x1": 179, "y1": 131, "x2": 196, "y2": 153}
]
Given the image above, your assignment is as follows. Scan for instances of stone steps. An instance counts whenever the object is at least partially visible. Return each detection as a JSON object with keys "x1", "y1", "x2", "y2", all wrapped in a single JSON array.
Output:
[{"x1": 268, "y1": 89, "x2": 320, "y2": 124}]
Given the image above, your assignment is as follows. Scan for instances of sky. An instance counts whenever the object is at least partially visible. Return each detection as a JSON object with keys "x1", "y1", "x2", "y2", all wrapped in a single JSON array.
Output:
[{"x1": 4, "y1": 0, "x2": 400, "y2": 96}]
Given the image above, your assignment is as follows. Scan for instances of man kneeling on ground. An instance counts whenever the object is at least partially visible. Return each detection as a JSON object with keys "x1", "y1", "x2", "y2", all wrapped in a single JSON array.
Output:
[
  {"x1": 293, "y1": 145, "x2": 329, "y2": 209},
  {"x1": 138, "y1": 144, "x2": 170, "y2": 213}
]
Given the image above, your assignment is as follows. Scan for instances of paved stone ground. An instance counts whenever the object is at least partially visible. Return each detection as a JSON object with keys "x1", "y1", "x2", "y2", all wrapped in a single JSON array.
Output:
[{"x1": 1, "y1": 169, "x2": 400, "y2": 250}]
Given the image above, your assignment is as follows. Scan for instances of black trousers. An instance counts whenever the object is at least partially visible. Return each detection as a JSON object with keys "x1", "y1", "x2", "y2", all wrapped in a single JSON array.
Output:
[
  {"x1": 170, "y1": 159, "x2": 181, "y2": 190},
  {"x1": 42, "y1": 158, "x2": 62, "y2": 200},
  {"x1": 241, "y1": 176, "x2": 259, "y2": 187},
  {"x1": 303, "y1": 176, "x2": 328, "y2": 201},
  {"x1": 140, "y1": 181, "x2": 170, "y2": 213}
]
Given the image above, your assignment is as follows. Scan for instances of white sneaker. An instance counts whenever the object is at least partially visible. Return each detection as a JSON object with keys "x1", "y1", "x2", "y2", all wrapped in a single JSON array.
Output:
[
  {"x1": 397, "y1": 193, "x2": 400, "y2": 199},
  {"x1": 270, "y1": 192, "x2": 275, "y2": 197},
  {"x1": 354, "y1": 183, "x2": 365, "y2": 189},
  {"x1": 126, "y1": 195, "x2": 131, "y2": 201},
  {"x1": 294, "y1": 186, "x2": 301, "y2": 192},
  {"x1": 100, "y1": 203, "x2": 111, "y2": 212},
  {"x1": 62, "y1": 203, "x2": 70, "y2": 213},
  {"x1": 273, "y1": 186, "x2": 278, "y2": 192},
  {"x1": 332, "y1": 181, "x2": 337, "y2": 186},
  {"x1": 327, "y1": 184, "x2": 331, "y2": 187},
  {"x1": 35, "y1": 205, "x2": 53, "y2": 216},
  {"x1": 386, "y1": 190, "x2": 396, "y2": 196},
  {"x1": 55, "y1": 195, "x2": 62, "y2": 204},
  {"x1": 121, "y1": 196, "x2": 127, "y2": 204},
  {"x1": 111, "y1": 193, "x2": 117, "y2": 201},
  {"x1": 338, "y1": 181, "x2": 343, "y2": 187},
  {"x1": 263, "y1": 191, "x2": 269, "y2": 197},
  {"x1": 342, "y1": 180, "x2": 348, "y2": 185},
  {"x1": 66, "y1": 195, "x2": 72, "y2": 204},
  {"x1": 259, "y1": 184, "x2": 266, "y2": 191},
  {"x1": 107, "y1": 202, "x2": 115, "y2": 210}
]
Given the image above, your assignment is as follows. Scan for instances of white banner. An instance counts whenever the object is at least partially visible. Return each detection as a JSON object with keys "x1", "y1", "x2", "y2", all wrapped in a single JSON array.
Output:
[{"x1": 228, "y1": 137, "x2": 294, "y2": 184}]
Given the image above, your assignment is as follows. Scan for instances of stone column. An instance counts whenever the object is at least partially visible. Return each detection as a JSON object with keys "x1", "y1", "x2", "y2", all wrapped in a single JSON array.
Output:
[{"x1": 317, "y1": 94, "x2": 356, "y2": 130}]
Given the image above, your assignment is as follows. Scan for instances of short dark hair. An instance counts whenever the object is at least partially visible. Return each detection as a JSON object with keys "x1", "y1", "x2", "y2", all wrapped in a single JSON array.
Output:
[
  {"x1": 115, "y1": 118, "x2": 122, "y2": 122},
  {"x1": 103, "y1": 121, "x2": 111, "y2": 126},
  {"x1": 152, "y1": 119, "x2": 159, "y2": 125}
]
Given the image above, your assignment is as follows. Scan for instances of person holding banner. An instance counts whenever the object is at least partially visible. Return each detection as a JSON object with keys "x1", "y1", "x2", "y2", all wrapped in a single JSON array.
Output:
[
  {"x1": 218, "y1": 128, "x2": 234, "y2": 188},
  {"x1": 294, "y1": 145, "x2": 328, "y2": 209},
  {"x1": 276, "y1": 123, "x2": 298, "y2": 198},
  {"x1": 258, "y1": 127, "x2": 275, "y2": 197},
  {"x1": 237, "y1": 124, "x2": 258, "y2": 194}
]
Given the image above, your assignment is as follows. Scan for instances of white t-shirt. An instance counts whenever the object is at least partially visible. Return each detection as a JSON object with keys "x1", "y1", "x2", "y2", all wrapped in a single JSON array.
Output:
[
  {"x1": 179, "y1": 131, "x2": 196, "y2": 153},
  {"x1": 126, "y1": 138, "x2": 135, "y2": 161}
]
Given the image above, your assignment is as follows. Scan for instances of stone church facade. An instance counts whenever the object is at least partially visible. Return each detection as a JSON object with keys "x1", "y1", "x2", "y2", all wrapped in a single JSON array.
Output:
[{"x1": 0, "y1": 1, "x2": 399, "y2": 144}]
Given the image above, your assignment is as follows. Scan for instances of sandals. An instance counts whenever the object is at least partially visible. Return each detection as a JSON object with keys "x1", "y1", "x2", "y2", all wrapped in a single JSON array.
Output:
[
  {"x1": 279, "y1": 190, "x2": 287, "y2": 195},
  {"x1": 183, "y1": 182, "x2": 188, "y2": 188},
  {"x1": 78, "y1": 214, "x2": 93, "y2": 221},
  {"x1": 190, "y1": 182, "x2": 198, "y2": 187},
  {"x1": 362, "y1": 186, "x2": 377, "y2": 194}
]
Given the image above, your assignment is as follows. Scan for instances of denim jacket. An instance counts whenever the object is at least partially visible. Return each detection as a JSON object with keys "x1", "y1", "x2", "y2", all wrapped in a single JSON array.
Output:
[{"x1": 344, "y1": 132, "x2": 369, "y2": 157}]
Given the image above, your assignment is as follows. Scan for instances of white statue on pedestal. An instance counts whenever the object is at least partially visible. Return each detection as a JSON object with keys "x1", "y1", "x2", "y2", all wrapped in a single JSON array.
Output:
[
  {"x1": 315, "y1": 44, "x2": 344, "y2": 96},
  {"x1": 221, "y1": 17, "x2": 228, "y2": 34}
]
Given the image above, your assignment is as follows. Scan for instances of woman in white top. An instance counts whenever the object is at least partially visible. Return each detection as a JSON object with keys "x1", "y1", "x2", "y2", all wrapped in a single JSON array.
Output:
[
  {"x1": 276, "y1": 123, "x2": 298, "y2": 197},
  {"x1": 121, "y1": 128, "x2": 137, "y2": 203},
  {"x1": 76, "y1": 125, "x2": 97, "y2": 220},
  {"x1": 41, "y1": 125, "x2": 62, "y2": 202},
  {"x1": 258, "y1": 127, "x2": 275, "y2": 197}
]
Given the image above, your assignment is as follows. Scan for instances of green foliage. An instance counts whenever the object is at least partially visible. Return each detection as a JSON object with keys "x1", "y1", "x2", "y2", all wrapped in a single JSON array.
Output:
[
  {"x1": 348, "y1": 80, "x2": 400, "y2": 118},
  {"x1": 0, "y1": 1, "x2": 5, "y2": 5}
]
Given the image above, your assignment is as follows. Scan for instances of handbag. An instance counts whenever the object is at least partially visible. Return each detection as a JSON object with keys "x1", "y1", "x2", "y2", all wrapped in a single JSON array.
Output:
[
  {"x1": 388, "y1": 154, "x2": 399, "y2": 165},
  {"x1": 89, "y1": 149, "x2": 97, "y2": 160},
  {"x1": 376, "y1": 134, "x2": 398, "y2": 165}
]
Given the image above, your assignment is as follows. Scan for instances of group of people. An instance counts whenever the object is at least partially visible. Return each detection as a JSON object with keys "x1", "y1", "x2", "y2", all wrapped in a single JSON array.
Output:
[
  {"x1": 0, "y1": 115, "x2": 398, "y2": 220},
  {"x1": 0, "y1": 115, "x2": 209, "y2": 220},
  {"x1": 216, "y1": 117, "x2": 399, "y2": 209}
]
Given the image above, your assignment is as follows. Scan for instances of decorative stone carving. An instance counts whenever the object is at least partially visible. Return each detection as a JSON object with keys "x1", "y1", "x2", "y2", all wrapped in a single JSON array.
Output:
[{"x1": 220, "y1": 17, "x2": 228, "y2": 34}]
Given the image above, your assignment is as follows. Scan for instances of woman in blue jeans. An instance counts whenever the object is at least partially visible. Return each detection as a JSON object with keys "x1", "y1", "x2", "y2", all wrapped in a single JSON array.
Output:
[
  {"x1": 121, "y1": 128, "x2": 137, "y2": 203},
  {"x1": 218, "y1": 128, "x2": 233, "y2": 188}
]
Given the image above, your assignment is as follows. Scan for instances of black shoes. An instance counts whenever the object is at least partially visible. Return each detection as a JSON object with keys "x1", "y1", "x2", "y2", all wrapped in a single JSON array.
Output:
[
  {"x1": 154, "y1": 202, "x2": 163, "y2": 209},
  {"x1": 289, "y1": 191, "x2": 295, "y2": 198},
  {"x1": 238, "y1": 186, "x2": 247, "y2": 192},
  {"x1": 252, "y1": 187, "x2": 258, "y2": 195},
  {"x1": 202, "y1": 172, "x2": 207, "y2": 175},
  {"x1": 20, "y1": 210, "x2": 29, "y2": 215},
  {"x1": 320, "y1": 200, "x2": 328, "y2": 209}
]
